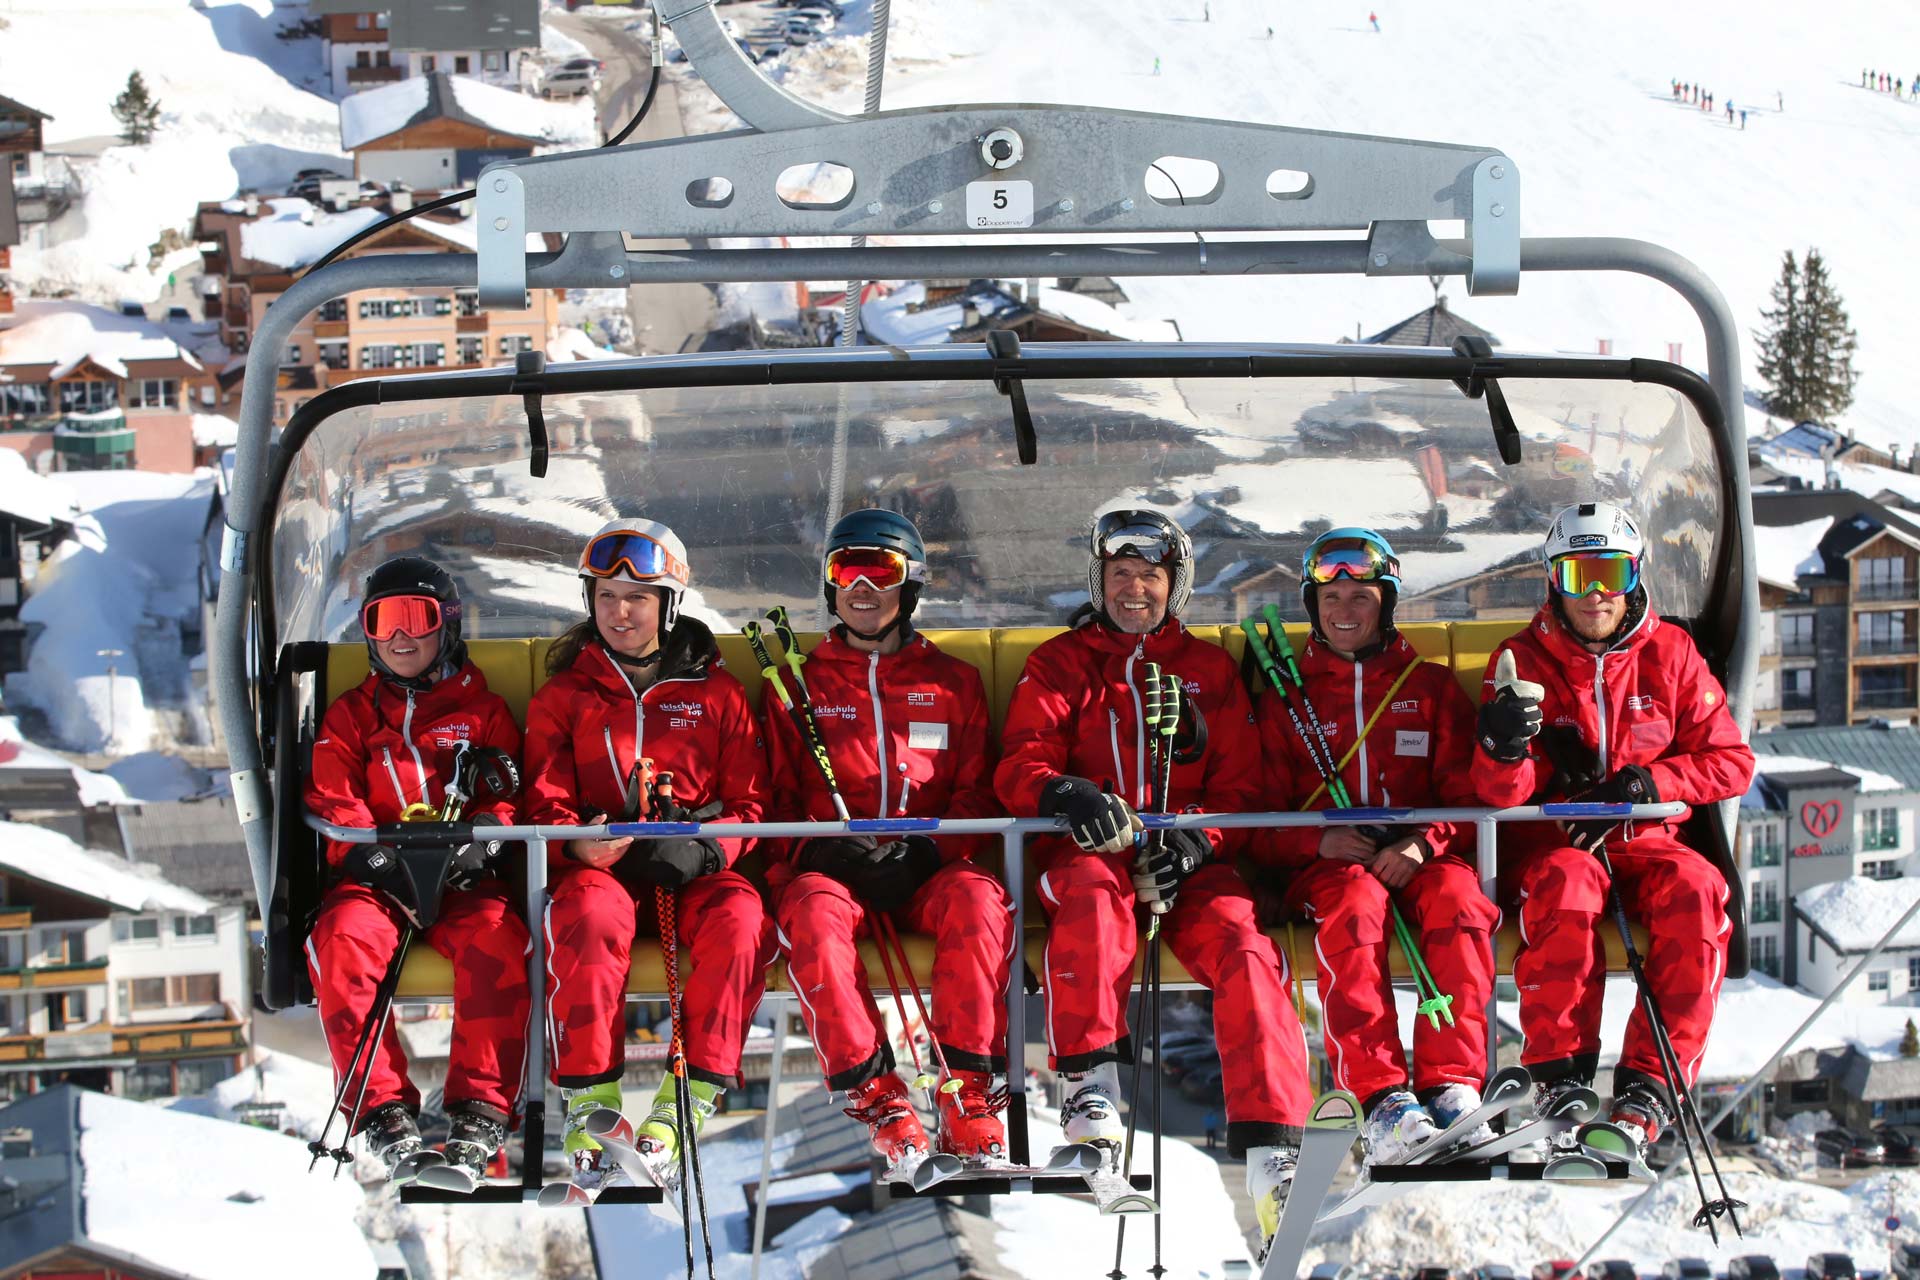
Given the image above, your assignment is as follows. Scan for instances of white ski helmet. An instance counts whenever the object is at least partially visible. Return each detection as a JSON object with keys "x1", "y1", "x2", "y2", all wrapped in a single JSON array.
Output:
[
  {"x1": 1088, "y1": 507, "x2": 1194, "y2": 620},
  {"x1": 579, "y1": 517, "x2": 692, "y2": 630},
  {"x1": 1543, "y1": 501, "x2": 1646, "y2": 564}
]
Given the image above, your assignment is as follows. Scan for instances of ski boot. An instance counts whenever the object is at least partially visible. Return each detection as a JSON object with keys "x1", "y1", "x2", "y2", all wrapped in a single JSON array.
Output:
[
  {"x1": 935, "y1": 1069, "x2": 1008, "y2": 1165},
  {"x1": 560, "y1": 1081, "x2": 629, "y2": 1196},
  {"x1": 438, "y1": 1102, "x2": 508, "y2": 1189},
  {"x1": 845, "y1": 1071, "x2": 931, "y2": 1180},
  {"x1": 1248, "y1": 1143, "x2": 1299, "y2": 1252},
  {"x1": 1425, "y1": 1082, "x2": 1494, "y2": 1149},
  {"x1": 634, "y1": 1073, "x2": 725, "y2": 1190},
  {"x1": 1059, "y1": 1062, "x2": 1126, "y2": 1164},
  {"x1": 1528, "y1": 1076, "x2": 1598, "y2": 1159},
  {"x1": 1603, "y1": 1081, "x2": 1674, "y2": 1164},
  {"x1": 362, "y1": 1100, "x2": 425, "y2": 1180},
  {"x1": 1361, "y1": 1089, "x2": 1439, "y2": 1165}
]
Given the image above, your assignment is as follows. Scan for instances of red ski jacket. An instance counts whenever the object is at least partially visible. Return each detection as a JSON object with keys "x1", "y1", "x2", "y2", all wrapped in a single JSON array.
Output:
[
  {"x1": 305, "y1": 661, "x2": 523, "y2": 869},
  {"x1": 1472, "y1": 601, "x2": 1754, "y2": 827},
  {"x1": 994, "y1": 618, "x2": 1260, "y2": 860},
  {"x1": 1251, "y1": 631, "x2": 1479, "y2": 870},
  {"x1": 522, "y1": 620, "x2": 769, "y2": 869},
  {"x1": 765, "y1": 628, "x2": 1001, "y2": 864}
]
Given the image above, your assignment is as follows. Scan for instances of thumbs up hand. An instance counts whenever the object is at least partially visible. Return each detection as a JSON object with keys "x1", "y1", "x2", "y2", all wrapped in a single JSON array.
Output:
[{"x1": 1478, "y1": 650, "x2": 1545, "y2": 763}]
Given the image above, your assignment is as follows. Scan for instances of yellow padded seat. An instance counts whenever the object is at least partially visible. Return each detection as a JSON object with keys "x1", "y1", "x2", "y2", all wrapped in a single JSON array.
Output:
[
  {"x1": 1449, "y1": 620, "x2": 1524, "y2": 703},
  {"x1": 328, "y1": 638, "x2": 538, "y2": 724}
]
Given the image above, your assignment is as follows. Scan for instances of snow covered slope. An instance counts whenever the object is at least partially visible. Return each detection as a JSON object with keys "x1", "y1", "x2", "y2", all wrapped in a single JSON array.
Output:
[{"x1": 762, "y1": 0, "x2": 1920, "y2": 447}]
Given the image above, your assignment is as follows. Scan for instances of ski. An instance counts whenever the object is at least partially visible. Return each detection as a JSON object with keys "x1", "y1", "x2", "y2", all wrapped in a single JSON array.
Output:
[
  {"x1": 1083, "y1": 1163, "x2": 1158, "y2": 1215},
  {"x1": 1400, "y1": 1067, "x2": 1532, "y2": 1165},
  {"x1": 1435, "y1": 1086, "x2": 1600, "y2": 1165},
  {"x1": 1258, "y1": 1090, "x2": 1362, "y2": 1280},
  {"x1": 913, "y1": 1142, "x2": 1093, "y2": 1191},
  {"x1": 583, "y1": 1106, "x2": 671, "y2": 1194},
  {"x1": 537, "y1": 1180, "x2": 596, "y2": 1208},
  {"x1": 412, "y1": 1158, "x2": 482, "y2": 1195},
  {"x1": 1572, "y1": 1120, "x2": 1655, "y2": 1179},
  {"x1": 390, "y1": 1149, "x2": 446, "y2": 1188},
  {"x1": 1541, "y1": 1151, "x2": 1610, "y2": 1179}
]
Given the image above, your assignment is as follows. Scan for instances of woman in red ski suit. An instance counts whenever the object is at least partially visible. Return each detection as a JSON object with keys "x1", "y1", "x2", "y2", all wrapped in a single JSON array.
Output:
[
  {"x1": 767, "y1": 509, "x2": 1013, "y2": 1171},
  {"x1": 1473, "y1": 502, "x2": 1753, "y2": 1152},
  {"x1": 304, "y1": 557, "x2": 529, "y2": 1182},
  {"x1": 994, "y1": 510, "x2": 1311, "y2": 1187},
  {"x1": 1250, "y1": 529, "x2": 1496, "y2": 1163},
  {"x1": 521, "y1": 518, "x2": 772, "y2": 1191}
]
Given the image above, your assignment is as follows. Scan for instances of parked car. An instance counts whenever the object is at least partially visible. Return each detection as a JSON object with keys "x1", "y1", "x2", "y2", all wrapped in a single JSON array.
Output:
[
  {"x1": 1815, "y1": 1128, "x2": 1886, "y2": 1167},
  {"x1": 558, "y1": 56, "x2": 604, "y2": 74},
  {"x1": 1533, "y1": 1263, "x2": 1579, "y2": 1280},
  {"x1": 1726, "y1": 1257, "x2": 1779, "y2": 1280},
  {"x1": 1587, "y1": 1261, "x2": 1636, "y2": 1280},
  {"x1": 1873, "y1": 1124, "x2": 1920, "y2": 1166},
  {"x1": 1805, "y1": 1255, "x2": 1855, "y2": 1280},
  {"x1": 542, "y1": 67, "x2": 602, "y2": 98},
  {"x1": 1891, "y1": 1242, "x2": 1920, "y2": 1280},
  {"x1": 790, "y1": 6, "x2": 836, "y2": 29},
  {"x1": 1463, "y1": 1268, "x2": 1515, "y2": 1280},
  {"x1": 783, "y1": 19, "x2": 820, "y2": 44},
  {"x1": 1411, "y1": 1267, "x2": 1449, "y2": 1280},
  {"x1": 1661, "y1": 1260, "x2": 1712, "y2": 1280}
]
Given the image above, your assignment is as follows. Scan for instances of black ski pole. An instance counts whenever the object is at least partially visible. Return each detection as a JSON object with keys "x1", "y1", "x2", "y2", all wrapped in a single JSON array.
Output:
[{"x1": 1148, "y1": 672, "x2": 1180, "y2": 1280}]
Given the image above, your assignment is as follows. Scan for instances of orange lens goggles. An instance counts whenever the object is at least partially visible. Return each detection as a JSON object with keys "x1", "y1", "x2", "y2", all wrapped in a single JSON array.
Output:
[
  {"x1": 824, "y1": 546, "x2": 911, "y2": 591},
  {"x1": 362, "y1": 594, "x2": 443, "y2": 641}
]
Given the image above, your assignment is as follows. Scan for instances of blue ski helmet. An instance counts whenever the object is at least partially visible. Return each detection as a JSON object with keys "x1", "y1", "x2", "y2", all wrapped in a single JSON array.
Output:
[
  {"x1": 823, "y1": 508, "x2": 929, "y2": 623},
  {"x1": 1300, "y1": 527, "x2": 1402, "y2": 641}
]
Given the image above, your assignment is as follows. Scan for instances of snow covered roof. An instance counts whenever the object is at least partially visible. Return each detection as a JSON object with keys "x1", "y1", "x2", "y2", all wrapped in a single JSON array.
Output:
[
  {"x1": 1751, "y1": 752, "x2": 1904, "y2": 794},
  {"x1": 340, "y1": 71, "x2": 591, "y2": 150},
  {"x1": 0, "y1": 300, "x2": 203, "y2": 377},
  {"x1": 1795, "y1": 875, "x2": 1920, "y2": 952},
  {"x1": 191, "y1": 412, "x2": 239, "y2": 450},
  {"x1": 0, "y1": 450, "x2": 100, "y2": 541},
  {"x1": 0, "y1": 718, "x2": 127, "y2": 806},
  {"x1": 0, "y1": 817, "x2": 208, "y2": 913},
  {"x1": 237, "y1": 197, "x2": 384, "y2": 271},
  {"x1": 1752, "y1": 516, "x2": 1831, "y2": 590}
]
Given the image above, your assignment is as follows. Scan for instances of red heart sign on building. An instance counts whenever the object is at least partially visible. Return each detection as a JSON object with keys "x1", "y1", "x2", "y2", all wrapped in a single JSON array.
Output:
[{"x1": 1801, "y1": 800, "x2": 1842, "y2": 840}]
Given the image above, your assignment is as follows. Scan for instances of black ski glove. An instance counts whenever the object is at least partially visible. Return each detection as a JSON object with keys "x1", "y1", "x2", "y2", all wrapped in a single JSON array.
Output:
[
  {"x1": 344, "y1": 843, "x2": 422, "y2": 927},
  {"x1": 447, "y1": 813, "x2": 507, "y2": 890},
  {"x1": 1037, "y1": 775, "x2": 1141, "y2": 854},
  {"x1": 1477, "y1": 650, "x2": 1545, "y2": 763},
  {"x1": 1132, "y1": 826, "x2": 1210, "y2": 910},
  {"x1": 848, "y1": 836, "x2": 942, "y2": 913},
  {"x1": 797, "y1": 834, "x2": 879, "y2": 882},
  {"x1": 642, "y1": 836, "x2": 723, "y2": 889},
  {"x1": 1565, "y1": 765, "x2": 1660, "y2": 852}
]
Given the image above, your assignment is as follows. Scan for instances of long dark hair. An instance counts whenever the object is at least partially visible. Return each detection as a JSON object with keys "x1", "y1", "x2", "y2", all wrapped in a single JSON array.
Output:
[{"x1": 545, "y1": 618, "x2": 601, "y2": 677}]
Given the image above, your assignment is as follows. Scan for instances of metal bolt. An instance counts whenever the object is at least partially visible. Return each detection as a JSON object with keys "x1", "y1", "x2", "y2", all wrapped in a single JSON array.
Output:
[
  {"x1": 494, "y1": 178, "x2": 509, "y2": 193},
  {"x1": 609, "y1": 265, "x2": 627, "y2": 280},
  {"x1": 928, "y1": 200, "x2": 943, "y2": 214},
  {"x1": 492, "y1": 217, "x2": 508, "y2": 231},
  {"x1": 1373, "y1": 252, "x2": 1390, "y2": 267},
  {"x1": 1120, "y1": 197, "x2": 1135, "y2": 212},
  {"x1": 990, "y1": 139, "x2": 1013, "y2": 162},
  {"x1": 1490, "y1": 203, "x2": 1506, "y2": 217},
  {"x1": 866, "y1": 201, "x2": 883, "y2": 216},
  {"x1": 1058, "y1": 198, "x2": 1074, "y2": 213},
  {"x1": 1490, "y1": 164, "x2": 1506, "y2": 180}
]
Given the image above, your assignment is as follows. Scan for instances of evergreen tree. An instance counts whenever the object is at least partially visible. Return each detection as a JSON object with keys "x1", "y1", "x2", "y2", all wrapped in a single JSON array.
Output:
[
  {"x1": 1755, "y1": 248, "x2": 1859, "y2": 424},
  {"x1": 111, "y1": 71, "x2": 161, "y2": 146},
  {"x1": 1902, "y1": 1017, "x2": 1918, "y2": 1059}
]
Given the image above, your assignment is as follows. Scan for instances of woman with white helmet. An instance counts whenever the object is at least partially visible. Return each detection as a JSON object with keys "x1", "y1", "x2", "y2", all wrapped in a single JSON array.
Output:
[
  {"x1": 1473, "y1": 501, "x2": 1753, "y2": 1163},
  {"x1": 521, "y1": 518, "x2": 773, "y2": 1196}
]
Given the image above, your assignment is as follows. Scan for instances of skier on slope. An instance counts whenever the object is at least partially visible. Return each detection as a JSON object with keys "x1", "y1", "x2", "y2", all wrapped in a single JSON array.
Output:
[
  {"x1": 994, "y1": 507, "x2": 1312, "y2": 1250},
  {"x1": 1249, "y1": 529, "x2": 1499, "y2": 1165},
  {"x1": 522, "y1": 519, "x2": 773, "y2": 1195},
  {"x1": 304, "y1": 557, "x2": 530, "y2": 1187},
  {"x1": 1472, "y1": 502, "x2": 1753, "y2": 1162},
  {"x1": 766, "y1": 510, "x2": 1015, "y2": 1178}
]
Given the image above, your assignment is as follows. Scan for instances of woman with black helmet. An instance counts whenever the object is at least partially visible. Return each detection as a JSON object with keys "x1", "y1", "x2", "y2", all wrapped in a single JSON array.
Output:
[
  {"x1": 765, "y1": 509, "x2": 1012, "y2": 1180},
  {"x1": 521, "y1": 518, "x2": 773, "y2": 1197},
  {"x1": 304, "y1": 556, "x2": 530, "y2": 1189}
]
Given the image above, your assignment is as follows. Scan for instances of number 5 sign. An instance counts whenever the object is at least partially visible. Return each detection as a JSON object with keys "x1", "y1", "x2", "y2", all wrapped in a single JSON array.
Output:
[{"x1": 966, "y1": 180, "x2": 1034, "y2": 229}]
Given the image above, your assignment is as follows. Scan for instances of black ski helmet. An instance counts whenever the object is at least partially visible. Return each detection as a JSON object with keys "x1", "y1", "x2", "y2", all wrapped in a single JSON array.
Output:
[
  {"x1": 361, "y1": 556, "x2": 466, "y2": 689},
  {"x1": 822, "y1": 508, "x2": 929, "y2": 634}
]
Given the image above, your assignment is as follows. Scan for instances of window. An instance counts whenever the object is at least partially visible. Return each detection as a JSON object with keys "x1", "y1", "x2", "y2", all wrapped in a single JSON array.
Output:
[
  {"x1": 280, "y1": 344, "x2": 302, "y2": 367},
  {"x1": 1863, "y1": 859, "x2": 1904, "y2": 880},
  {"x1": 128, "y1": 378, "x2": 176, "y2": 410},
  {"x1": 47, "y1": 991, "x2": 86, "y2": 1031},
  {"x1": 124, "y1": 1062, "x2": 174, "y2": 1100},
  {"x1": 1910, "y1": 954, "x2": 1920, "y2": 989},
  {"x1": 118, "y1": 974, "x2": 218, "y2": 1009},
  {"x1": 1857, "y1": 610, "x2": 1913, "y2": 655},
  {"x1": 1749, "y1": 934, "x2": 1780, "y2": 978},
  {"x1": 1782, "y1": 667, "x2": 1815, "y2": 711},
  {"x1": 498, "y1": 335, "x2": 532, "y2": 358},
  {"x1": 120, "y1": 977, "x2": 169, "y2": 1011},
  {"x1": 113, "y1": 916, "x2": 161, "y2": 944},
  {"x1": 1780, "y1": 612, "x2": 1816, "y2": 656},
  {"x1": 374, "y1": 50, "x2": 391, "y2": 69},
  {"x1": 318, "y1": 299, "x2": 348, "y2": 322},
  {"x1": 455, "y1": 290, "x2": 481, "y2": 317},
  {"x1": 173, "y1": 915, "x2": 216, "y2": 939},
  {"x1": 355, "y1": 13, "x2": 370, "y2": 29},
  {"x1": 375, "y1": 11, "x2": 387, "y2": 27},
  {"x1": 420, "y1": 54, "x2": 437, "y2": 72},
  {"x1": 360, "y1": 344, "x2": 397, "y2": 370},
  {"x1": 1750, "y1": 879, "x2": 1780, "y2": 924},
  {"x1": 1857, "y1": 665, "x2": 1916, "y2": 710},
  {"x1": 484, "y1": 51, "x2": 505, "y2": 72},
  {"x1": 319, "y1": 341, "x2": 349, "y2": 370},
  {"x1": 454, "y1": 55, "x2": 470, "y2": 74},
  {"x1": 1863, "y1": 807, "x2": 1901, "y2": 851},
  {"x1": 1868, "y1": 970, "x2": 1891, "y2": 993},
  {"x1": 419, "y1": 343, "x2": 444, "y2": 368},
  {"x1": 0, "y1": 381, "x2": 50, "y2": 418},
  {"x1": 1858, "y1": 556, "x2": 1910, "y2": 601},
  {"x1": 1748, "y1": 823, "x2": 1783, "y2": 868},
  {"x1": 355, "y1": 49, "x2": 371, "y2": 68},
  {"x1": 174, "y1": 974, "x2": 219, "y2": 1005},
  {"x1": 174, "y1": 1057, "x2": 233, "y2": 1095},
  {"x1": 457, "y1": 336, "x2": 484, "y2": 365},
  {"x1": 433, "y1": 295, "x2": 453, "y2": 316},
  {"x1": 58, "y1": 381, "x2": 118, "y2": 414},
  {"x1": 1789, "y1": 1079, "x2": 1830, "y2": 1105}
]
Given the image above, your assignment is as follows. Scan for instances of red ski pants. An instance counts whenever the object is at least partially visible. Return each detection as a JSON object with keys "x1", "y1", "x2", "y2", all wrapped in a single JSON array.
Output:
[
  {"x1": 1283, "y1": 855, "x2": 1498, "y2": 1104},
  {"x1": 1038, "y1": 849, "x2": 1311, "y2": 1138},
  {"x1": 306, "y1": 879, "x2": 531, "y2": 1127},
  {"x1": 772, "y1": 861, "x2": 1016, "y2": 1089},
  {"x1": 543, "y1": 865, "x2": 773, "y2": 1088},
  {"x1": 1504, "y1": 830, "x2": 1730, "y2": 1088}
]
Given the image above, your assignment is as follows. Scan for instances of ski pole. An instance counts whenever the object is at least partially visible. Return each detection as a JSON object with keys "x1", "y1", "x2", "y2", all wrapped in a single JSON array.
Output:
[
  {"x1": 873, "y1": 912, "x2": 955, "y2": 1095},
  {"x1": 745, "y1": 621, "x2": 851, "y2": 820},
  {"x1": 650, "y1": 773, "x2": 715, "y2": 1280},
  {"x1": 1147, "y1": 672, "x2": 1180, "y2": 1280}
]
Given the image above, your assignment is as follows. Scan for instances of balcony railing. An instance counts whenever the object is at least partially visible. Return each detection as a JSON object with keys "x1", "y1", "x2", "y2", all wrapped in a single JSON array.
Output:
[
  {"x1": 1856, "y1": 638, "x2": 1919, "y2": 657},
  {"x1": 1856, "y1": 580, "x2": 1917, "y2": 602},
  {"x1": 1782, "y1": 693, "x2": 1818, "y2": 712},
  {"x1": 1779, "y1": 639, "x2": 1818, "y2": 658},
  {"x1": 0, "y1": 960, "x2": 107, "y2": 991},
  {"x1": 1855, "y1": 688, "x2": 1918, "y2": 710},
  {"x1": 346, "y1": 64, "x2": 406, "y2": 85},
  {"x1": 0, "y1": 1018, "x2": 246, "y2": 1064}
]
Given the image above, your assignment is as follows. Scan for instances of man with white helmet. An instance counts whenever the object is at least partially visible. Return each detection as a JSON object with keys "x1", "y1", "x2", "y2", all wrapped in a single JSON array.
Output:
[
  {"x1": 522, "y1": 518, "x2": 773, "y2": 1195},
  {"x1": 1473, "y1": 502, "x2": 1753, "y2": 1160},
  {"x1": 995, "y1": 507, "x2": 1311, "y2": 1246}
]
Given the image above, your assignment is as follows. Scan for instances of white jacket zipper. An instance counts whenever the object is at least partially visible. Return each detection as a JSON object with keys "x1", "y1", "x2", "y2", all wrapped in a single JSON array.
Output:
[
  {"x1": 1125, "y1": 642, "x2": 1147, "y2": 807},
  {"x1": 1108, "y1": 709, "x2": 1125, "y2": 798},
  {"x1": 603, "y1": 725, "x2": 623, "y2": 798},
  {"x1": 382, "y1": 748, "x2": 407, "y2": 813},
  {"x1": 1593, "y1": 653, "x2": 1610, "y2": 775},
  {"x1": 1353, "y1": 659, "x2": 1369, "y2": 805},
  {"x1": 401, "y1": 691, "x2": 429, "y2": 805},
  {"x1": 867, "y1": 651, "x2": 889, "y2": 818}
]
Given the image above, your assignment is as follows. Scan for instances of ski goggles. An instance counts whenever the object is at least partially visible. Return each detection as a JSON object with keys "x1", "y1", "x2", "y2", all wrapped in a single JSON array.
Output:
[
  {"x1": 1304, "y1": 536, "x2": 1400, "y2": 585},
  {"x1": 361, "y1": 594, "x2": 443, "y2": 642},
  {"x1": 1092, "y1": 511, "x2": 1181, "y2": 565},
  {"x1": 580, "y1": 529, "x2": 689, "y2": 585},
  {"x1": 1550, "y1": 551, "x2": 1641, "y2": 598},
  {"x1": 824, "y1": 546, "x2": 914, "y2": 592}
]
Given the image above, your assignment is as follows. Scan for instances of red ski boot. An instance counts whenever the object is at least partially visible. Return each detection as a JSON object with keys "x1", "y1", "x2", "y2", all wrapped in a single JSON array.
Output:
[
  {"x1": 844, "y1": 1072, "x2": 930, "y2": 1180},
  {"x1": 935, "y1": 1069, "x2": 1008, "y2": 1165}
]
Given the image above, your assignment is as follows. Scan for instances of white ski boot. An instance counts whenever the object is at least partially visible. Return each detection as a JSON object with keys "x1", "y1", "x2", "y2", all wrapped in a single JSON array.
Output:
[
  {"x1": 1058, "y1": 1062, "x2": 1125, "y2": 1158},
  {"x1": 1248, "y1": 1143, "x2": 1299, "y2": 1249},
  {"x1": 1361, "y1": 1089, "x2": 1439, "y2": 1165},
  {"x1": 560, "y1": 1083, "x2": 630, "y2": 1196},
  {"x1": 1426, "y1": 1082, "x2": 1494, "y2": 1149}
]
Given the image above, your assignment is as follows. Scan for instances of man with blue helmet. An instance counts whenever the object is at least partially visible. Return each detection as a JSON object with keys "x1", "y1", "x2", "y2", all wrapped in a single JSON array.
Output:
[{"x1": 1251, "y1": 528, "x2": 1498, "y2": 1170}]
